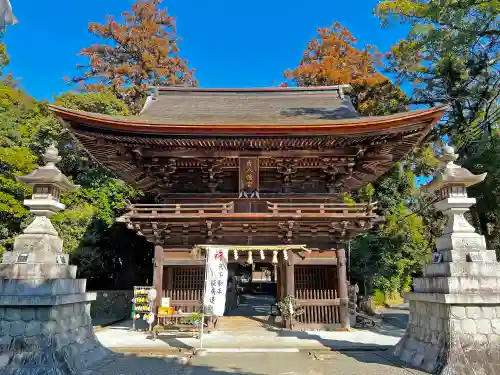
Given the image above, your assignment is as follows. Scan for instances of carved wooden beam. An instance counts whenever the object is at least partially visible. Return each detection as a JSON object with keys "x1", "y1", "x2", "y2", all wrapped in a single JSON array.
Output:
[
  {"x1": 152, "y1": 158, "x2": 177, "y2": 191},
  {"x1": 319, "y1": 158, "x2": 340, "y2": 194},
  {"x1": 277, "y1": 220, "x2": 298, "y2": 243},
  {"x1": 276, "y1": 158, "x2": 300, "y2": 193},
  {"x1": 201, "y1": 158, "x2": 226, "y2": 193}
]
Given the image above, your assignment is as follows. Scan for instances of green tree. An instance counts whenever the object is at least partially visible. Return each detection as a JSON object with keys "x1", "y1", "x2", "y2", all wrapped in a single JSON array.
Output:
[
  {"x1": 0, "y1": 83, "x2": 39, "y2": 257},
  {"x1": 375, "y1": 0, "x2": 499, "y2": 269},
  {"x1": 463, "y1": 135, "x2": 500, "y2": 257},
  {"x1": 376, "y1": 0, "x2": 500, "y2": 148},
  {"x1": 0, "y1": 33, "x2": 152, "y2": 288},
  {"x1": 284, "y1": 21, "x2": 439, "y2": 299},
  {"x1": 349, "y1": 162, "x2": 435, "y2": 298},
  {"x1": 41, "y1": 91, "x2": 150, "y2": 288}
]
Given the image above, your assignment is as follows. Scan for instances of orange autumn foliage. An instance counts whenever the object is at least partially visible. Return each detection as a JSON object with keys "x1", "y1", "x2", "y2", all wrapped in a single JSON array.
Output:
[
  {"x1": 284, "y1": 22, "x2": 386, "y2": 87},
  {"x1": 73, "y1": 0, "x2": 196, "y2": 113},
  {"x1": 285, "y1": 22, "x2": 408, "y2": 116}
]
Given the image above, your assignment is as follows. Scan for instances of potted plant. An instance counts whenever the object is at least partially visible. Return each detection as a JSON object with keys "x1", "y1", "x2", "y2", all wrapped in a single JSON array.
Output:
[
  {"x1": 277, "y1": 295, "x2": 304, "y2": 329},
  {"x1": 189, "y1": 312, "x2": 203, "y2": 327}
]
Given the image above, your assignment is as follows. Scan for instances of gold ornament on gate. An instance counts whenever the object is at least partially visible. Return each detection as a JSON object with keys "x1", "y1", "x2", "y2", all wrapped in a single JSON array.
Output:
[
  {"x1": 247, "y1": 251, "x2": 253, "y2": 265},
  {"x1": 272, "y1": 250, "x2": 278, "y2": 265}
]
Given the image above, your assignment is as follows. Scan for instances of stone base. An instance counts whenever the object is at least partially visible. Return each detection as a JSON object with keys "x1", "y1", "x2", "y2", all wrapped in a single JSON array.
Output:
[
  {"x1": 0, "y1": 301, "x2": 111, "y2": 374},
  {"x1": 0, "y1": 264, "x2": 77, "y2": 280},
  {"x1": 394, "y1": 300, "x2": 500, "y2": 374}
]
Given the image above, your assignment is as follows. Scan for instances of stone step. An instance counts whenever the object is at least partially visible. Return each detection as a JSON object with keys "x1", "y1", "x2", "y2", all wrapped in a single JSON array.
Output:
[
  {"x1": 216, "y1": 316, "x2": 272, "y2": 331},
  {"x1": 0, "y1": 263, "x2": 77, "y2": 279},
  {"x1": 439, "y1": 249, "x2": 496, "y2": 263},
  {"x1": 414, "y1": 276, "x2": 500, "y2": 294},
  {"x1": 435, "y1": 232, "x2": 487, "y2": 252},
  {"x1": 424, "y1": 262, "x2": 500, "y2": 277},
  {"x1": 0, "y1": 278, "x2": 87, "y2": 296}
]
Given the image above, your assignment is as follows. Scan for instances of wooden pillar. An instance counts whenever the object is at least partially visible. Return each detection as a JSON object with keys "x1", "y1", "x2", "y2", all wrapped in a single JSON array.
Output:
[
  {"x1": 336, "y1": 246, "x2": 350, "y2": 330},
  {"x1": 278, "y1": 259, "x2": 285, "y2": 302},
  {"x1": 284, "y1": 251, "x2": 295, "y2": 329},
  {"x1": 153, "y1": 245, "x2": 164, "y2": 311},
  {"x1": 165, "y1": 266, "x2": 174, "y2": 290}
]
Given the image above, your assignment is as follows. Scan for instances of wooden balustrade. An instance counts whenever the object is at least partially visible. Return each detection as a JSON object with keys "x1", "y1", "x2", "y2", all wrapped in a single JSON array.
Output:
[
  {"x1": 125, "y1": 200, "x2": 376, "y2": 217},
  {"x1": 128, "y1": 202, "x2": 234, "y2": 215},
  {"x1": 294, "y1": 289, "x2": 341, "y2": 328},
  {"x1": 163, "y1": 289, "x2": 202, "y2": 313},
  {"x1": 267, "y1": 201, "x2": 377, "y2": 215}
]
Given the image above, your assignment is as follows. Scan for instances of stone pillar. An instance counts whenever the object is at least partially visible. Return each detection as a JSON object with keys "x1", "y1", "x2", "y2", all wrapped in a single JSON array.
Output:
[
  {"x1": 394, "y1": 145, "x2": 500, "y2": 374},
  {"x1": 0, "y1": 145, "x2": 110, "y2": 375},
  {"x1": 336, "y1": 246, "x2": 350, "y2": 330}
]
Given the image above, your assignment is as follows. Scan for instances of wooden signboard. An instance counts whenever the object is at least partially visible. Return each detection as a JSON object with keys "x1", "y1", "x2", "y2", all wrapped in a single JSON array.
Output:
[{"x1": 239, "y1": 158, "x2": 259, "y2": 193}]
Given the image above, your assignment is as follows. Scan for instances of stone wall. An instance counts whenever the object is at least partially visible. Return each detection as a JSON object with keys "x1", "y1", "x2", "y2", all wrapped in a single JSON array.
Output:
[
  {"x1": 89, "y1": 290, "x2": 132, "y2": 327},
  {"x1": 405, "y1": 301, "x2": 449, "y2": 345},
  {"x1": 396, "y1": 300, "x2": 500, "y2": 373},
  {"x1": 0, "y1": 302, "x2": 109, "y2": 374}
]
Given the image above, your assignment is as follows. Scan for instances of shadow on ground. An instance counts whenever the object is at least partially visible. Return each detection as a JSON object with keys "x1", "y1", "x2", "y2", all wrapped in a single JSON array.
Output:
[
  {"x1": 85, "y1": 351, "x2": 429, "y2": 375},
  {"x1": 95, "y1": 316, "x2": 425, "y2": 373},
  {"x1": 238, "y1": 316, "x2": 424, "y2": 374}
]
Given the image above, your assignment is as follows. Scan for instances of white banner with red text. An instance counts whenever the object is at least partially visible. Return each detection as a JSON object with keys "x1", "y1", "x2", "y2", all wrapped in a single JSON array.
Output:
[{"x1": 203, "y1": 247, "x2": 229, "y2": 316}]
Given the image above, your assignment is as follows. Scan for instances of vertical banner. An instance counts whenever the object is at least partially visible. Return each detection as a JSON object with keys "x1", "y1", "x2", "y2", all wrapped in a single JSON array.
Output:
[{"x1": 203, "y1": 248, "x2": 229, "y2": 316}]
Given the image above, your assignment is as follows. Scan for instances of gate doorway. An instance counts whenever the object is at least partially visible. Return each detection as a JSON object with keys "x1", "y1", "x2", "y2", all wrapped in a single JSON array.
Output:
[{"x1": 225, "y1": 261, "x2": 278, "y2": 317}]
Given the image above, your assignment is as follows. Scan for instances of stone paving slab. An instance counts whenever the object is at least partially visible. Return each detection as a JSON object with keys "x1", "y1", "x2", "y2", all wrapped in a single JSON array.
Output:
[
  {"x1": 96, "y1": 319, "x2": 405, "y2": 351},
  {"x1": 84, "y1": 351, "x2": 430, "y2": 375}
]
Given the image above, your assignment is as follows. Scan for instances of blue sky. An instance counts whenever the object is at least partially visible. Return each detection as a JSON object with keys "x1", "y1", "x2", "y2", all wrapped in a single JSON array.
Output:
[{"x1": 6, "y1": 0, "x2": 411, "y2": 101}]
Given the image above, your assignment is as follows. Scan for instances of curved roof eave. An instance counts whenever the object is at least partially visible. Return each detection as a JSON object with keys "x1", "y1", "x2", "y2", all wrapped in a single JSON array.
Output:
[{"x1": 48, "y1": 104, "x2": 448, "y2": 137}]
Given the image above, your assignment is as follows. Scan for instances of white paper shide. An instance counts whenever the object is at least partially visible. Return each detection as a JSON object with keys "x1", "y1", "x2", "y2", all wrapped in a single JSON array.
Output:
[{"x1": 203, "y1": 248, "x2": 229, "y2": 316}]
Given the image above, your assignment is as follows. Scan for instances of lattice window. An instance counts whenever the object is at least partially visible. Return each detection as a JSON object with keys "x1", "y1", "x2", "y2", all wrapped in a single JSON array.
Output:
[
  {"x1": 172, "y1": 266, "x2": 204, "y2": 290},
  {"x1": 294, "y1": 265, "x2": 336, "y2": 290}
]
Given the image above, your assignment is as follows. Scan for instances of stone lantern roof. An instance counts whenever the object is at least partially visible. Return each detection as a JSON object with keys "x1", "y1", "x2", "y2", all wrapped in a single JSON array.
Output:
[
  {"x1": 16, "y1": 144, "x2": 78, "y2": 192},
  {"x1": 423, "y1": 145, "x2": 487, "y2": 194}
]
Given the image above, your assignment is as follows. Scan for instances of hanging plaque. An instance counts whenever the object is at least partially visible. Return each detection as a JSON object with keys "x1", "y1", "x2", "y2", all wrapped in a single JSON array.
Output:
[{"x1": 239, "y1": 158, "x2": 259, "y2": 193}]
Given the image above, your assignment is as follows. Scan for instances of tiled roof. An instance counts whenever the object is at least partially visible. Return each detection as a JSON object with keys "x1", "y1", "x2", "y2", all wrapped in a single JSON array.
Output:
[{"x1": 138, "y1": 86, "x2": 359, "y2": 124}]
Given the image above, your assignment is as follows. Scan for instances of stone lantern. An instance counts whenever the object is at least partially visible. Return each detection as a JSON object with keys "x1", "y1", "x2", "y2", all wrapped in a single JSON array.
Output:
[
  {"x1": 394, "y1": 145, "x2": 500, "y2": 375},
  {"x1": 424, "y1": 145, "x2": 487, "y2": 256},
  {"x1": 2, "y1": 144, "x2": 78, "y2": 267},
  {"x1": 0, "y1": 144, "x2": 109, "y2": 375}
]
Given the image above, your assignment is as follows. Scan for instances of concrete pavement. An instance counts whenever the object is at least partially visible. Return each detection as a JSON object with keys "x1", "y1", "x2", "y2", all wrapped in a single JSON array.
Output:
[
  {"x1": 95, "y1": 319, "x2": 406, "y2": 352},
  {"x1": 84, "y1": 351, "x2": 429, "y2": 375},
  {"x1": 376, "y1": 303, "x2": 409, "y2": 329},
  {"x1": 84, "y1": 315, "x2": 433, "y2": 375}
]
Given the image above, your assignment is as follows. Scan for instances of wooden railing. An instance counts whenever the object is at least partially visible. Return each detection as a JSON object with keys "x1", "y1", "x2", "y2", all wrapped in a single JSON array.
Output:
[
  {"x1": 163, "y1": 289, "x2": 202, "y2": 313},
  {"x1": 128, "y1": 202, "x2": 234, "y2": 215},
  {"x1": 294, "y1": 289, "x2": 341, "y2": 326},
  {"x1": 266, "y1": 201, "x2": 376, "y2": 215}
]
